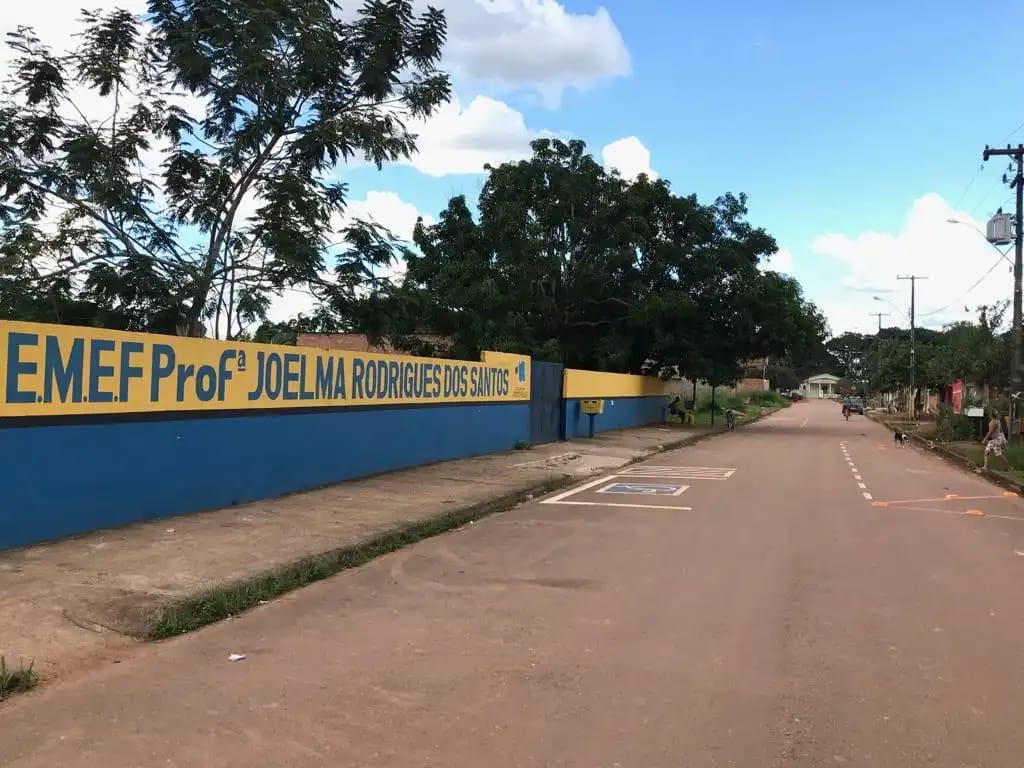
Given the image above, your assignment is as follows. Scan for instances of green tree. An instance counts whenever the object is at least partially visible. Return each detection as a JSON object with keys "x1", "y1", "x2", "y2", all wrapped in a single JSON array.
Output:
[
  {"x1": 0, "y1": 0, "x2": 450, "y2": 336},
  {"x1": 245, "y1": 305, "x2": 342, "y2": 345},
  {"x1": 364, "y1": 139, "x2": 826, "y2": 380},
  {"x1": 765, "y1": 364, "x2": 800, "y2": 391},
  {"x1": 826, "y1": 331, "x2": 872, "y2": 382},
  {"x1": 878, "y1": 303, "x2": 1011, "y2": 403}
]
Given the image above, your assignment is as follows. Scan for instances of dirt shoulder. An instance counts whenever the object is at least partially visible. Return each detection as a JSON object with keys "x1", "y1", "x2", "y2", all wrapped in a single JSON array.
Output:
[{"x1": 1, "y1": 423, "x2": 730, "y2": 684}]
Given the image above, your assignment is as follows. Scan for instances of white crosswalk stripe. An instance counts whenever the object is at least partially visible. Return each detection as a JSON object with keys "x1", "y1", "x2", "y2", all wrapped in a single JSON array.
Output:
[{"x1": 618, "y1": 466, "x2": 736, "y2": 480}]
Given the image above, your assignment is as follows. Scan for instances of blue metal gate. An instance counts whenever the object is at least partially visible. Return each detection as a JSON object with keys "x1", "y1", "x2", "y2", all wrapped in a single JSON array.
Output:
[{"x1": 529, "y1": 361, "x2": 564, "y2": 445}]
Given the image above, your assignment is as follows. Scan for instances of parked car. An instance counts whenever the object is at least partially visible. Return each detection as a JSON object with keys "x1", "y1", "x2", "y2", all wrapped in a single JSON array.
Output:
[{"x1": 841, "y1": 396, "x2": 864, "y2": 415}]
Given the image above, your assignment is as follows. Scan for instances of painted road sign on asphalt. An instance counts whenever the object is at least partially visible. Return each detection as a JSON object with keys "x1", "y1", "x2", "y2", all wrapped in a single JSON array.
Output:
[{"x1": 597, "y1": 483, "x2": 687, "y2": 496}]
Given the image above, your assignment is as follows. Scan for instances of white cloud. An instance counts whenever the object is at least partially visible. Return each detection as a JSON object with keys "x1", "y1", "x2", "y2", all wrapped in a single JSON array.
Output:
[
  {"x1": 404, "y1": 94, "x2": 544, "y2": 176},
  {"x1": 4, "y1": 3, "x2": 588, "y2": 182},
  {"x1": 809, "y1": 193, "x2": 1011, "y2": 336},
  {"x1": 601, "y1": 136, "x2": 656, "y2": 181},
  {"x1": 764, "y1": 246, "x2": 794, "y2": 275},
  {"x1": 1, "y1": 1, "x2": 147, "y2": 64},
  {"x1": 341, "y1": 190, "x2": 436, "y2": 281},
  {"x1": 437, "y1": 0, "x2": 631, "y2": 108},
  {"x1": 266, "y1": 191, "x2": 434, "y2": 323},
  {"x1": 343, "y1": 191, "x2": 435, "y2": 242}
]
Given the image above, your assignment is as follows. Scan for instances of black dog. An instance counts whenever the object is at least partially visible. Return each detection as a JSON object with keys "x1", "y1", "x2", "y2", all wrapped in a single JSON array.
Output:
[{"x1": 894, "y1": 430, "x2": 907, "y2": 447}]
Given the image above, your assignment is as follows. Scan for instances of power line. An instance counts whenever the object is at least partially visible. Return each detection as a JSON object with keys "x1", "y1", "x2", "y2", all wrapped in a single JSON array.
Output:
[
  {"x1": 952, "y1": 122, "x2": 1024, "y2": 213},
  {"x1": 953, "y1": 163, "x2": 985, "y2": 210},
  {"x1": 917, "y1": 253, "x2": 1006, "y2": 318},
  {"x1": 952, "y1": 116, "x2": 1024, "y2": 216},
  {"x1": 1003, "y1": 119, "x2": 1024, "y2": 143}
]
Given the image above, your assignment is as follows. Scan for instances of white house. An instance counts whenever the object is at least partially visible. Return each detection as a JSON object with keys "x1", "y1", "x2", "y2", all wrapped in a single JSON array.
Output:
[{"x1": 799, "y1": 373, "x2": 841, "y2": 399}]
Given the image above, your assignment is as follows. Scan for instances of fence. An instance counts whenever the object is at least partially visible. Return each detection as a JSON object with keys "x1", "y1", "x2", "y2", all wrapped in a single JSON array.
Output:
[{"x1": 0, "y1": 322, "x2": 672, "y2": 550}]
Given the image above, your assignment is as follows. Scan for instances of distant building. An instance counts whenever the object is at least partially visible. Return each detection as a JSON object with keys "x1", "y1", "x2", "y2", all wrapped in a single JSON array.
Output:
[
  {"x1": 736, "y1": 377, "x2": 769, "y2": 393},
  {"x1": 799, "y1": 373, "x2": 841, "y2": 399}
]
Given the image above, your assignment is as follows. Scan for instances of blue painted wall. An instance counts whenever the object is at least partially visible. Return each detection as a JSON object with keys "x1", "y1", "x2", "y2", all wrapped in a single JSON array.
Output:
[
  {"x1": 0, "y1": 403, "x2": 528, "y2": 551},
  {"x1": 562, "y1": 396, "x2": 668, "y2": 439}
]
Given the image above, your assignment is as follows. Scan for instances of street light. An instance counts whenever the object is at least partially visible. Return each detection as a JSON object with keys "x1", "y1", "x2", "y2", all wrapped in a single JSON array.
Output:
[
  {"x1": 873, "y1": 295, "x2": 910, "y2": 322},
  {"x1": 946, "y1": 218, "x2": 1013, "y2": 266}
]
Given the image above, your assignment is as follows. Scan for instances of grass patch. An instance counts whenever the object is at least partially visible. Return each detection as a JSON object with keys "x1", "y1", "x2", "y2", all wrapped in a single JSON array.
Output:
[
  {"x1": 670, "y1": 404, "x2": 781, "y2": 428},
  {"x1": 942, "y1": 440, "x2": 1024, "y2": 484},
  {"x1": 0, "y1": 657, "x2": 38, "y2": 700},
  {"x1": 890, "y1": 421, "x2": 920, "y2": 433}
]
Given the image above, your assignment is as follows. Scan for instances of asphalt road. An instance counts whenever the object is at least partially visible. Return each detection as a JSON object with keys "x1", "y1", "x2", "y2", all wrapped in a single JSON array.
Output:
[{"x1": 6, "y1": 400, "x2": 1024, "y2": 767}]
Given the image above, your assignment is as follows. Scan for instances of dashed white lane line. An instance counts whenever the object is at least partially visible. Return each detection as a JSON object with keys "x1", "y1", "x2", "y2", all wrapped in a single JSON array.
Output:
[{"x1": 841, "y1": 442, "x2": 873, "y2": 502}]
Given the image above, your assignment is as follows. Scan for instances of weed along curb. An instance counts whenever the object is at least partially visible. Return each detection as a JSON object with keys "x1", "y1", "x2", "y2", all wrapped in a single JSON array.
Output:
[
  {"x1": 0, "y1": 657, "x2": 38, "y2": 701},
  {"x1": 147, "y1": 422, "x2": 752, "y2": 641},
  {"x1": 915, "y1": 436, "x2": 1024, "y2": 496}
]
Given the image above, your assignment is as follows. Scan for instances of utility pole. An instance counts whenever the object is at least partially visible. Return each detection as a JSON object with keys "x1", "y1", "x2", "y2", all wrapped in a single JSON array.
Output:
[
  {"x1": 897, "y1": 275, "x2": 927, "y2": 416},
  {"x1": 982, "y1": 145, "x2": 1024, "y2": 433},
  {"x1": 870, "y1": 311, "x2": 890, "y2": 376}
]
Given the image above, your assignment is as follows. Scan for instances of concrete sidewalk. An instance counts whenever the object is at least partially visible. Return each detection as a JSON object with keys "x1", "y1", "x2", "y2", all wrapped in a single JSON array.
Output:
[{"x1": 1, "y1": 424, "x2": 714, "y2": 683}]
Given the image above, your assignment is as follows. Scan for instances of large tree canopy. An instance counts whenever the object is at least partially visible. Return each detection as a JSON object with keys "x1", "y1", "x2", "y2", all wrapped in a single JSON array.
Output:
[
  {"x1": 0, "y1": 0, "x2": 450, "y2": 336},
  {"x1": 358, "y1": 138, "x2": 827, "y2": 383}
]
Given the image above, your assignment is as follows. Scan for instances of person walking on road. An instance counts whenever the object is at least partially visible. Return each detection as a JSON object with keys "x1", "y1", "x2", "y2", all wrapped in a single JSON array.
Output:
[
  {"x1": 978, "y1": 411, "x2": 1011, "y2": 474},
  {"x1": 725, "y1": 407, "x2": 736, "y2": 431}
]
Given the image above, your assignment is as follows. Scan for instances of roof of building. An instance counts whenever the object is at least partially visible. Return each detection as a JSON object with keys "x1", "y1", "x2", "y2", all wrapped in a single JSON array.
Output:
[{"x1": 802, "y1": 373, "x2": 841, "y2": 383}]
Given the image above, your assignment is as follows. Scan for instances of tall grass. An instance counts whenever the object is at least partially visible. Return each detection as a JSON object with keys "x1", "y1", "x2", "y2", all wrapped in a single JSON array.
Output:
[
  {"x1": 0, "y1": 657, "x2": 37, "y2": 700},
  {"x1": 958, "y1": 441, "x2": 1024, "y2": 474},
  {"x1": 695, "y1": 389, "x2": 786, "y2": 413}
]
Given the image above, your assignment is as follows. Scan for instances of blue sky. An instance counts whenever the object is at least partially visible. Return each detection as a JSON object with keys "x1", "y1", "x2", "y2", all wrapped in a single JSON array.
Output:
[
  {"x1": 334, "y1": 0, "x2": 1024, "y2": 336},
  {"x1": 7, "y1": 0, "x2": 1024, "y2": 336}
]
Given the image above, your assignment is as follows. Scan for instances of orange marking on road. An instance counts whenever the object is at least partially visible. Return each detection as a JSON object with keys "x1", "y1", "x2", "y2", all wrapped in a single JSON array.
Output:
[
  {"x1": 964, "y1": 509, "x2": 986, "y2": 516},
  {"x1": 871, "y1": 495, "x2": 1006, "y2": 506},
  {"x1": 875, "y1": 505, "x2": 962, "y2": 515},
  {"x1": 872, "y1": 501, "x2": 890, "y2": 508},
  {"x1": 1004, "y1": 492, "x2": 1018, "y2": 497},
  {"x1": 945, "y1": 494, "x2": 960, "y2": 499}
]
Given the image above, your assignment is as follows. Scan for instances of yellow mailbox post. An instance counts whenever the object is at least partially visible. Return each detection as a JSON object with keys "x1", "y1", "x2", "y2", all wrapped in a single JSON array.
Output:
[{"x1": 580, "y1": 399, "x2": 605, "y2": 438}]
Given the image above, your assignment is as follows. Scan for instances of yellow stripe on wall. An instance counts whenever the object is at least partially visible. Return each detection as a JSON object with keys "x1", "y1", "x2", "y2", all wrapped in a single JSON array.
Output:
[
  {"x1": 0, "y1": 321, "x2": 531, "y2": 418},
  {"x1": 562, "y1": 368, "x2": 672, "y2": 399}
]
